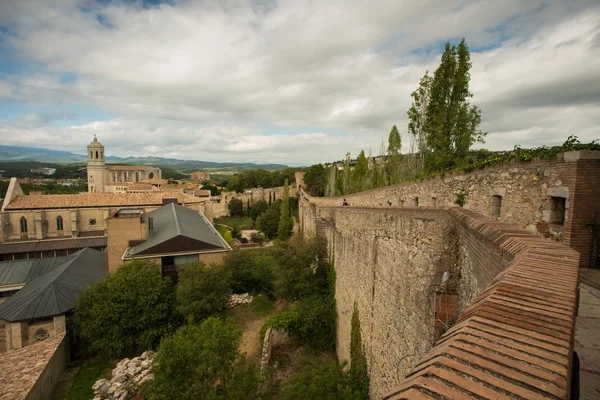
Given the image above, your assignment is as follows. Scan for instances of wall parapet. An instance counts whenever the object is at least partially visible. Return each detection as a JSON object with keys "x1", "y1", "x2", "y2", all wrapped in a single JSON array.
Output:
[{"x1": 384, "y1": 208, "x2": 579, "y2": 400}]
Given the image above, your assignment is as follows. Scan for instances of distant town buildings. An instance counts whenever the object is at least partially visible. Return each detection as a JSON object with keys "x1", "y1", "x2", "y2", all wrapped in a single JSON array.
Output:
[
  {"x1": 30, "y1": 167, "x2": 56, "y2": 176},
  {"x1": 191, "y1": 171, "x2": 211, "y2": 181}
]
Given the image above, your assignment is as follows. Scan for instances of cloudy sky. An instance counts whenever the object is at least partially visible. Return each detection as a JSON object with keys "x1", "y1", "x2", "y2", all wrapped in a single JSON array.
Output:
[{"x1": 0, "y1": 0, "x2": 599, "y2": 165}]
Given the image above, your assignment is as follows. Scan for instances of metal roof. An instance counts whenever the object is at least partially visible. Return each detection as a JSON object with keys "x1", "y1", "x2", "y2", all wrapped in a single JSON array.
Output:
[
  {"x1": 0, "y1": 236, "x2": 107, "y2": 255},
  {"x1": 0, "y1": 248, "x2": 108, "y2": 322},
  {"x1": 0, "y1": 256, "x2": 76, "y2": 287},
  {"x1": 128, "y1": 203, "x2": 231, "y2": 257}
]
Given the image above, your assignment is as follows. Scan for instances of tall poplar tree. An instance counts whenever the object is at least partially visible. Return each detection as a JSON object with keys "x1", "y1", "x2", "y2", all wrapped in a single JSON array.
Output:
[
  {"x1": 352, "y1": 150, "x2": 369, "y2": 193},
  {"x1": 407, "y1": 70, "x2": 433, "y2": 175},
  {"x1": 385, "y1": 125, "x2": 402, "y2": 185},
  {"x1": 277, "y1": 179, "x2": 293, "y2": 240},
  {"x1": 422, "y1": 39, "x2": 486, "y2": 172}
]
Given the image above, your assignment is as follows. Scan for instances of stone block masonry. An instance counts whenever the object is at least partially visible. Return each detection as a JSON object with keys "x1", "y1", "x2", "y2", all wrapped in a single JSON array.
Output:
[
  {"x1": 300, "y1": 192, "x2": 580, "y2": 398},
  {"x1": 298, "y1": 150, "x2": 600, "y2": 268}
]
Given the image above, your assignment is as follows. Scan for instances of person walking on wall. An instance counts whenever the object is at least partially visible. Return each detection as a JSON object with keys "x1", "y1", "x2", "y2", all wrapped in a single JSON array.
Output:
[{"x1": 342, "y1": 199, "x2": 349, "y2": 206}]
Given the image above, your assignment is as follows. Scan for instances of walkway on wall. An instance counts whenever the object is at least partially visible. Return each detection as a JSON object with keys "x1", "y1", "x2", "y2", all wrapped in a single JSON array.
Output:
[{"x1": 576, "y1": 281, "x2": 600, "y2": 399}]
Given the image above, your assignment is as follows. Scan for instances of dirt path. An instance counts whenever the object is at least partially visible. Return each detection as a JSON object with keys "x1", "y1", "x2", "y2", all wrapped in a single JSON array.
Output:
[{"x1": 239, "y1": 315, "x2": 268, "y2": 358}]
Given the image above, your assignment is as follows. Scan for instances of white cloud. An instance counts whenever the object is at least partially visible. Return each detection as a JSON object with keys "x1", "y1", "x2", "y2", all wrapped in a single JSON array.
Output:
[{"x1": 0, "y1": 0, "x2": 598, "y2": 164}]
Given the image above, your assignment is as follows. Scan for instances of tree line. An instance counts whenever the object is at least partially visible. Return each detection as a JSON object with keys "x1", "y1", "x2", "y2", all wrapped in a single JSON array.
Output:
[
  {"x1": 304, "y1": 39, "x2": 485, "y2": 197},
  {"x1": 223, "y1": 168, "x2": 301, "y2": 193}
]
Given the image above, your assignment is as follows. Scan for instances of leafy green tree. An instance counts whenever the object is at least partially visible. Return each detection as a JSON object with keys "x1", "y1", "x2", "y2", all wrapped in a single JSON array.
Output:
[
  {"x1": 385, "y1": 125, "x2": 402, "y2": 185},
  {"x1": 278, "y1": 178, "x2": 294, "y2": 240},
  {"x1": 407, "y1": 71, "x2": 433, "y2": 173},
  {"x1": 256, "y1": 200, "x2": 281, "y2": 239},
  {"x1": 423, "y1": 39, "x2": 486, "y2": 172},
  {"x1": 150, "y1": 318, "x2": 260, "y2": 400},
  {"x1": 228, "y1": 198, "x2": 244, "y2": 217},
  {"x1": 271, "y1": 238, "x2": 320, "y2": 301},
  {"x1": 249, "y1": 200, "x2": 268, "y2": 221},
  {"x1": 282, "y1": 361, "x2": 361, "y2": 400},
  {"x1": 200, "y1": 183, "x2": 221, "y2": 196},
  {"x1": 296, "y1": 295, "x2": 336, "y2": 350},
  {"x1": 303, "y1": 164, "x2": 327, "y2": 196},
  {"x1": 223, "y1": 251, "x2": 256, "y2": 293},
  {"x1": 73, "y1": 260, "x2": 178, "y2": 357},
  {"x1": 252, "y1": 253, "x2": 276, "y2": 297},
  {"x1": 352, "y1": 150, "x2": 369, "y2": 193},
  {"x1": 176, "y1": 262, "x2": 231, "y2": 322},
  {"x1": 371, "y1": 165, "x2": 384, "y2": 188}
]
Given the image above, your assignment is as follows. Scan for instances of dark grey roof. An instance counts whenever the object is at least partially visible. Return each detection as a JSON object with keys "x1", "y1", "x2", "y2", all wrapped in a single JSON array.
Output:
[
  {"x1": 0, "y1": 236, "x2": 107, "y2": 255},
  {"x1": 127, "y1": 203, "x2": 231, "y2": 257},
  {"x1": 0, "y1": 256, "x2": 76, "y2": 287},
  {"x1": 0, "y1": 248, "x2": 108, "y2": 322}
]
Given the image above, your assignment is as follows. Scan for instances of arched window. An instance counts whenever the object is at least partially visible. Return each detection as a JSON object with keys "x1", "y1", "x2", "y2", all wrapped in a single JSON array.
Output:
[
  {"x1": 148, "y1": 172, "x2": 154, "y2": 179},
  {"x1": 95, "y1": 150, "x2": 99, "y2": 159},
  {"x1": 56, "y1": 215, "x2": 64, "y2": 231},
  {"x1": 90, "y1": 151, "x2": 93, "y2": 158},
  {"x1": 20, "y1": 217, "x2": 28, "y2": 233}
]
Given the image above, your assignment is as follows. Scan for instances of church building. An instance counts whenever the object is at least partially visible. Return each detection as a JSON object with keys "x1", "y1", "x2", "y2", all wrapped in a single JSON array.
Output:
[{"x1": 87, "y1": 136, "x2": 163, "y2": 193}]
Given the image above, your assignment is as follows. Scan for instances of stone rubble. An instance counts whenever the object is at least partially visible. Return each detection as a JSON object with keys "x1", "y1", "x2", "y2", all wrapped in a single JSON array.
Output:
[
  {"x1": 228, "y1": 293, "x2": 253, "y2": 307},
  {"x1": 91, "y1": 351, "x2": 155, "y2": 400}
]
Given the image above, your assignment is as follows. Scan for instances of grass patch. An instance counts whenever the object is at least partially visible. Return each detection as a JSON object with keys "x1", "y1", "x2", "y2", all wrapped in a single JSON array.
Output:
[
  {"x1": 66, "y1": 358, "x2": 115, "y2": 400},
  {"x1": 214, "y1": 216, "x2": 254, "y2": 230},
  {"x1": 251, "y1": 294, "x2": 275, "y2": 316}
]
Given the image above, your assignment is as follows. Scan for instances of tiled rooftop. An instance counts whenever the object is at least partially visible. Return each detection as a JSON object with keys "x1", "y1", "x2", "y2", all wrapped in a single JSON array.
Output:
[
  {"x1": 0, "y1": 335, "x2": 65, "y2": 400},
  {"x1": 383, "y1": 208, "x2": 580, "y2": 400},
  {"x1": 5, "y1": 192, "x2": 206, "y2": 210}
]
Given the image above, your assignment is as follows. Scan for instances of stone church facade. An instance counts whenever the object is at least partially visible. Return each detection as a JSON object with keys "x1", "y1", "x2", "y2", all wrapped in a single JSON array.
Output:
[{"x1": 87, "y1": 136, "x2": 162, "y2": 193}]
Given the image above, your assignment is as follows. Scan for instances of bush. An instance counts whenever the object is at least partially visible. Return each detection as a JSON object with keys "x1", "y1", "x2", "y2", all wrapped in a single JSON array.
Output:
[
  {"x1": 149, "y1": 318, "x2": 260, "y2": 400},
  {"x1": 252, "y1": 254, "x2": 276, "y2": 297},
  {"x1": 250, "y1": 232, "x2": 266, "y2": 245},
  {"x1": 260, "y1": 310, "x2": 301, "y2": 343},
  {"x1": 176, "y1": 262, "x2": 231, "y2": 322},
  {"x1": 228, "y1": 198, "x2": 244, "y2": 217},
  {"x1": 218, "y1": 225, "x2": 234, "y2": 246},
  {"x1": 73, "y1": 260, "x2": 178, "y2": 357},
  {"x1": 282, "y1": 361, "x2": 361, "y2": 400}
]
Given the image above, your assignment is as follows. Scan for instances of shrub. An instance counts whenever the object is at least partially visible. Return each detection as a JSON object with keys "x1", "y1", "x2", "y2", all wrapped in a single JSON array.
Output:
[
  {"x1": 250, "y1": 232, "x2": 266, "y2": 245},
  {"x1": 282, "y1": 361, "x2": 360, "y2": 400},
  {"x1": 73, "y1": 260, "x2": 178, "y2": 357},
  {"x1": 176, "y1": 262, "x2": 231, "y2": 322},
  {"x1": 149, "y1": 318, "x2": 260, "y2": 400},
  {"x1": 252, "y1": 254, "x2": 276, "y2": 297},
  {"x1": 218, "y1": 225, "x2": 234, "y2": 246},
  {"x1": 271, "y1": 238, "x2": 321, "y2": 301},
  {"x1": 256, "y1": 208, "x2": 280, "y2": 239}
]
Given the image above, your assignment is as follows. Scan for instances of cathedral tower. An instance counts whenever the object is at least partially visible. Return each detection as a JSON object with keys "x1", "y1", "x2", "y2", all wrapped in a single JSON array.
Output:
[{"x1": 87, "y1": 135, "x2": 106, "y2": 193}]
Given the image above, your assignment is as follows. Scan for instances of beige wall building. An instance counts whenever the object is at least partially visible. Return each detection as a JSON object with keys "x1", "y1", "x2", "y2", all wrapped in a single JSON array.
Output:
[{"x1": 86, "y1": 136, "x2": 163, "y2": 194}]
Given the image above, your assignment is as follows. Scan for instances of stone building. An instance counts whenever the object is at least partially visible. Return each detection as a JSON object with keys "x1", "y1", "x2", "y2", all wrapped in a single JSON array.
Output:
[
  {"x1": 0, "y1": 178, "x2": 210, "y2": 261},
  {"x1": 107, "y1": 202, "x2": 231, "y2": 273},
  {"x1": 86, "y1": 136, "x2": 163, "y2": 193}
]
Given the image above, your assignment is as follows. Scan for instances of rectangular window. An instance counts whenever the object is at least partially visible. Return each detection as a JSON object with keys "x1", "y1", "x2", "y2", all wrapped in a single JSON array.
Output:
[
  {"x1": 491, "y1": 195, "x2": 502, "y2": 218},
  {"x1": 550, "y1": 196, "x2": 566, "y2": 225},
  {"x1": 174, "y1": 254, "x2": 198, "y2": 265}
]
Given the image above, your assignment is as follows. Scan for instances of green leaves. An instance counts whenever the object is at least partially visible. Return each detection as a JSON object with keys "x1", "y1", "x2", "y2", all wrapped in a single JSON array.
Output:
[
  {"x1": 176, "y1": 262, "x2": 231, "y2": 322},
  {"x1": 385, "y1": 126, "x2": 402, "y2": 185},
  {"x1": 72, "y1": 260, "x2": 178, "y2": 358},
  {"x1": 278, "y1": 178, "x2": 294, "y2": 240},
  {"x1": 150, "y1": 317, "x2": 260, "y2": 400},
  {"x1": 304, "y1": 163, "x2": 327, "y2": 197}
]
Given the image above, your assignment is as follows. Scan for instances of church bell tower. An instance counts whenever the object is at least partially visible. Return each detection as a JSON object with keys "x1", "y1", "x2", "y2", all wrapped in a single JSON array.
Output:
[{"x1": 87, "y1": 135, "x2": 106, "y2": 193}]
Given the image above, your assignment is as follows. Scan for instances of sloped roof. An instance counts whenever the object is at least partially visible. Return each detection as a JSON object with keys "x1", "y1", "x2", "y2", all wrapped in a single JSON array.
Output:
[
  {"x1": 5, "y1": 192, "x2": 205, "y2": 210},
  {"x1": 0, "y1": 236, "x2": 107, "y2": 255},
  {"x1": 0, "y1": 256, "x2": 76, "y2": 287},
  {"x1": 0, "y1": 248, "x2": 108, "y2": 322},
  {"x1": 127, "y1": 203, "x2": 231, "y2": 257}
]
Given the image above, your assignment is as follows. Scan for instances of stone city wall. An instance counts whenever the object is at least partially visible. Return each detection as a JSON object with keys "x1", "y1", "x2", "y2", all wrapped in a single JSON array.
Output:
[
  {"x1": 211, "y1": 185, "x2": 290, "y2": 219},
  {"x1": 298, "y1": 150, "x2": 600, "y2": 267},
  {"x1": 313, "y1": 207, "x2": 456, "y2": 398}
]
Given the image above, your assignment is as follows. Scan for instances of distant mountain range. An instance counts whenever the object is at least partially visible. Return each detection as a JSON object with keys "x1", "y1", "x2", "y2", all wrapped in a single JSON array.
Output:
[{"x1": 0, "y1": 145, "x2": 290, "y2": 172}]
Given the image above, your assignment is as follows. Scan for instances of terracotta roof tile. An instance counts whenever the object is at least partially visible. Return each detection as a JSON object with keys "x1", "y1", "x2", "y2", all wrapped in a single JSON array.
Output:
[{"x1": 5, "y1": 192, "x2": 206, "y2": 210}]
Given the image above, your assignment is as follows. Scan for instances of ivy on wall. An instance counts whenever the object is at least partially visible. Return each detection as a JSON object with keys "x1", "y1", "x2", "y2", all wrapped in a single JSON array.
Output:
[{"x1": 350, "y1": 303, "x2": 369, "y2": 399}]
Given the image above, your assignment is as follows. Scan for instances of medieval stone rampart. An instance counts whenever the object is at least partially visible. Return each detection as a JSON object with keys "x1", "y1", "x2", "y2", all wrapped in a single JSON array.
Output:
[{"x1": 297, "y1": 154, "x2": 586, "y2": 398}]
